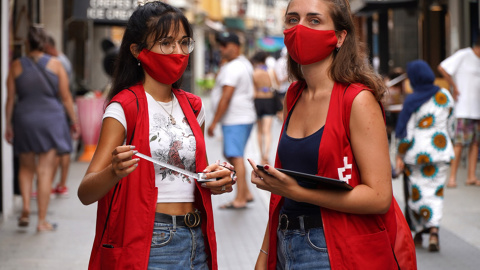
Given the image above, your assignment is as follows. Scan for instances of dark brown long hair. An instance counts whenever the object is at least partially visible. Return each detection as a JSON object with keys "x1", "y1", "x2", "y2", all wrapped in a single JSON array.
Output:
[
  {"x1": 286, "y1": 0, "x2": 386, "y2": 101},
  {"x1": 107, "y1": 1, "x2": 193, "y2": 102}
]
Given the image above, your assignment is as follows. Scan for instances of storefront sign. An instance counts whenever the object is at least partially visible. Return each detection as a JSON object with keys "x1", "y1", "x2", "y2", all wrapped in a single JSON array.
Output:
[{"x1": 74, "y1": 0, "x2": 137, "y2": 24}]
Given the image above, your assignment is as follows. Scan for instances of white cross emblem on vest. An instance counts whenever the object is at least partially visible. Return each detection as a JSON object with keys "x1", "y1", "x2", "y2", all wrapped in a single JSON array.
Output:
[{"x1": 337, "y1": 156, "x2": 352, "y2": 183}]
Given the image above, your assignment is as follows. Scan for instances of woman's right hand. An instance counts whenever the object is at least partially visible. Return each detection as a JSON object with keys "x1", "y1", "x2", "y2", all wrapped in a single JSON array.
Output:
[
  {"x1": 78, "y1": 118, "x2": 130, "y2": 205},
  {"x1": 111, "y1": 145, "x2": 139, "y2": 179}
]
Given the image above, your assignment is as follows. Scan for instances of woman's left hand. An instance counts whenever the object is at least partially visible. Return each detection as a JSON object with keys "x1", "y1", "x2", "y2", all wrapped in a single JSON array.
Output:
[
  {"x1": 5, "y1": 125, "x2": 13, "y2": 144},
  {"x1": 70, "y1": 123, "x2": 80, "y2": 140},
  {"x1": 200, "y1": 160, "x2": 236, "y2": 194}
]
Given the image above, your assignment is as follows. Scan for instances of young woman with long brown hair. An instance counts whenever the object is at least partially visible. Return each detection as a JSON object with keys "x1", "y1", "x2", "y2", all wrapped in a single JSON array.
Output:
[{"x1": 248, "y1": 0, "x2": 416, "y2": 269}]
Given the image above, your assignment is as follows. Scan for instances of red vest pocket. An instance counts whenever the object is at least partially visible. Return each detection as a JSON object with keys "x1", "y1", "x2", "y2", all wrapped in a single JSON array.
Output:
[
  {"x1": 99, "y1": 245, "x2": 124, "y2": 269},
  {"x1": 346, "y1": 230, "x2": 397, "y2": 269}
]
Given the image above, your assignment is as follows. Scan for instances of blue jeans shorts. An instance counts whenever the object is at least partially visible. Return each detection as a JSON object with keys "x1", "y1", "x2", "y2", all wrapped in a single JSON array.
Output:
[
  {"x1": 222, "y1": 124, "x2": 253, "y2": 158},
  {"x1": 276, "y1": 227, "x2": 330, "y2": 270},
  {"x1": 148, "y1": 217, "x2": 208, "y2": 269}
]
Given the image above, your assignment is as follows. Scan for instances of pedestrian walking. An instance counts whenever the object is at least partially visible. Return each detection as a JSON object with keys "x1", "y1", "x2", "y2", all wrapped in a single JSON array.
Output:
[
  {"x1": 272, "y1": 47, "x2": 290, "y2": 121},
  {"x1": 44, "y1": 33, "x2": 77, "y2": 197},
  {"x1": 4, "y1": 25, "x2": 78, "y2": 232},
  {"x1": 248, "y1": 0, "x2": 416, "y2": 269},
  {"x1": 251, "y1": 51, "x2": 278, "y2": 165},
  {"x1": 208, "y1": 31, "x2": 256, "y2": 210},
  {"x1": 44, "y1": 35, "x2": 73, "y2": 86},
  {"x1": 438, "y1": 34, "x2": 480, "y2": 188},
  {"x1": 395, "y1": 60, "x2": 455, "y2": 252},
  {"x1": 77, "y1": 2, "x2": 235, "y2": 269}
]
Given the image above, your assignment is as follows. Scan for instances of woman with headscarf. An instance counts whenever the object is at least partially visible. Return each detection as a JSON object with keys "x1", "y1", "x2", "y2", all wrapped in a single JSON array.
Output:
[{"x1": 395, "y1": 60, "x2": 455, "y2": 252}]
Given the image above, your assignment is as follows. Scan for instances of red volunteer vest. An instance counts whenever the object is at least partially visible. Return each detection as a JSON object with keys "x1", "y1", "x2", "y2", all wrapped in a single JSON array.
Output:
[
  {"x1": 88, "y1": 84, "x2": 217, "y2": 269},
  {"x1": 267, "y1": 81, "x2": 417, "y2": 269}
]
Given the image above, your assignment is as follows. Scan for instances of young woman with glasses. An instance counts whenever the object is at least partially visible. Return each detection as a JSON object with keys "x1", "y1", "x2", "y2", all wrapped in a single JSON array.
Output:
[
  {"x1": 78, "y1": 2, "x2": 234, "y2": 269},
  {"x1": 248, "y1": 0, "x2": 416, "y2": 269}
]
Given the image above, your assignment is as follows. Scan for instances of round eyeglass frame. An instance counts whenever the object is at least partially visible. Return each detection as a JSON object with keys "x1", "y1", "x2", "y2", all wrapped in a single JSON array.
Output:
[{"x1": 157, "y1": 37, "x2": 195, "y2": 55}]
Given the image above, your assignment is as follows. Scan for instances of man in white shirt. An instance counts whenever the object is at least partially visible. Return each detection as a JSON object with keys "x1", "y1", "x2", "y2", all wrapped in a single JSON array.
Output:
[
  {"x1": 274, "y1": 47, "x2": 290, "y2": 96},
  {"x1": 438, "y1": 35, "x2": 480, "y2": 187},
  {"x1": 208, "y1": 32, "x2": 256, "y2": 209}
]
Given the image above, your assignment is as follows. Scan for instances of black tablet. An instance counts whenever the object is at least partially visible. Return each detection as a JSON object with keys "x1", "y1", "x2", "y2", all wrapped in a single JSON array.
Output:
[{"x1": 256, "y1": 165, "x2": 353, "y2": 190}]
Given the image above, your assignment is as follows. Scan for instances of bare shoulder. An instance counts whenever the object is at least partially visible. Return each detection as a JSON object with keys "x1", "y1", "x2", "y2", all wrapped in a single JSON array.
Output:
[
  {"x1": 350, "y1": 90, "x2": 384, "y2": 127},
  {"x1": 10, "y1": 58, "x2": 23, "y2": 70},
  {"x1": 352, "y1": 90, "x2": 378, "y2": 108},
  {"x1": 11, "y1": 58, "x2": 21, "y2": 67},
  {"x1": 10, "y1": 59, "x2": 23, "y2": 78}
]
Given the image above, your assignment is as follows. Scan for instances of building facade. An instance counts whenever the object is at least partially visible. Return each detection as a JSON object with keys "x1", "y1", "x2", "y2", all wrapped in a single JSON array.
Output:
[{"x1": 352, "y1": 0, "x2": 479, "y2": 75}]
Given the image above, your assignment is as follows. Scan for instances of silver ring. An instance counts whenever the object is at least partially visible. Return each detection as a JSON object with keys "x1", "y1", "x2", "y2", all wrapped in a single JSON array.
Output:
[
  {"x1": 221, "y1": 185, "x2": 226, "y2": 191},
  {"x1": 220, "y1": 162, "x2": 235, "y2": 171}
]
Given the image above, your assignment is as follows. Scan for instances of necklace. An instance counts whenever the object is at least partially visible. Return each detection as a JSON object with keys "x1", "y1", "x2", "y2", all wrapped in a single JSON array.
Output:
[{"x1": 156, "y1": 93, "x2": 176, "y2": 125}]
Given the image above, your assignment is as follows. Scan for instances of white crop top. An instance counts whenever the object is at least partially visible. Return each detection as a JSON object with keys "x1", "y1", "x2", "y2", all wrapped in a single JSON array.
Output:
[{"x1": 103, "y1": 92, "x2": 206, "y2": 203}]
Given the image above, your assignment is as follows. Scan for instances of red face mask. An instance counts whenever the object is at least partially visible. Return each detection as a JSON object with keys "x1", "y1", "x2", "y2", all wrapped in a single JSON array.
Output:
[
  {"x1": 138, "y1": 49, "x2": 189, "y2": 85},
  {"x1": 283, "y1": 24, "x2": 338, "y2": 65}
]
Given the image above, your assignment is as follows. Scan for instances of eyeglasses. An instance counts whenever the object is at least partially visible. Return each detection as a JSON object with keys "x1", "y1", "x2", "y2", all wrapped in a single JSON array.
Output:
[{"x1": 157, "y1": 37, "x2": 195, "y2": 55}]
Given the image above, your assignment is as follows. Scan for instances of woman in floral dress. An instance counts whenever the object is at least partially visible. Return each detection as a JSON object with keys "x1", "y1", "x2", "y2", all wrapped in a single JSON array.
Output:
[{"x1": 396, "y1": 60, "x2": 455, "y2": 252}]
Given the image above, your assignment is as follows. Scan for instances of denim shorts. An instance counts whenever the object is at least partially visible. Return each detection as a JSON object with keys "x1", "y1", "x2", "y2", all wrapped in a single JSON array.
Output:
[
  {"x1": 276, "y1": 227, "x2": 330, "y2": 270},
  {"x1": 222, "y1": 124, "x2": 253, "y2": 158},
  {"x1": 148, "y1": 221, "x2": 208, "y2": 270}
]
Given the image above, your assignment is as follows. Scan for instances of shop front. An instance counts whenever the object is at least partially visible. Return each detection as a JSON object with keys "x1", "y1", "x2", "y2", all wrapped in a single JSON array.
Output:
[{"x1": 351, "y1": 0, "x2": 479, "y2": 76}]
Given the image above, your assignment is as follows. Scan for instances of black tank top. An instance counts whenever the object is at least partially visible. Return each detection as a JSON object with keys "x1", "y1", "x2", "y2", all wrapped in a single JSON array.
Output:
[{"x1": 277, "y1": 102, "x2": 323, "y2": 218}]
